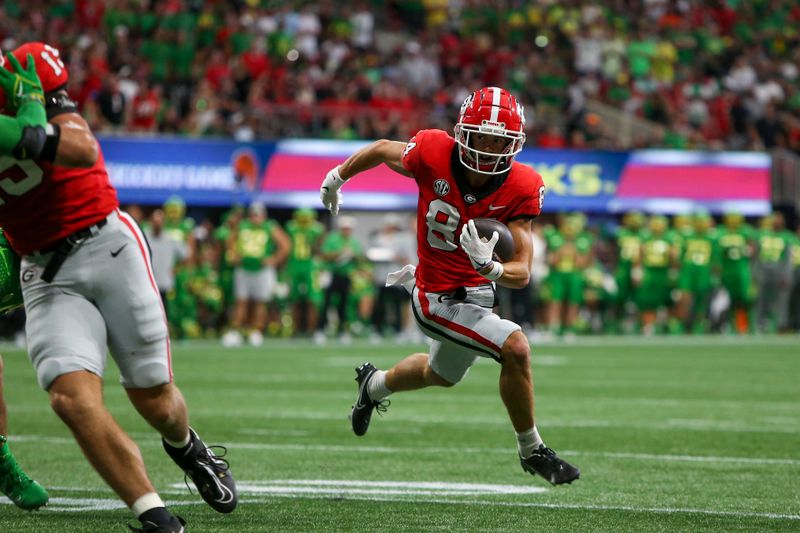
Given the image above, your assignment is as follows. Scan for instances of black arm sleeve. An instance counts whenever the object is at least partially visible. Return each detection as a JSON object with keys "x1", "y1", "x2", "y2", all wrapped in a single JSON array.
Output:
[{"x1": 44, "y1": 90, "x2": 78, "y2": 120}]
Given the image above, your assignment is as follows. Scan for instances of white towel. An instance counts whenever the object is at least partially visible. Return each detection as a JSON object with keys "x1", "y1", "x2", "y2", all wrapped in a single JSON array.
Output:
[{"x1": 385, "y1": 264, "x2": 417, "y2": 294}]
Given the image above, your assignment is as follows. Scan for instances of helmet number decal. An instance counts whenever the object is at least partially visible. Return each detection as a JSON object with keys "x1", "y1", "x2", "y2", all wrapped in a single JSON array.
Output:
[
  {"x1": 538, "y1": 185, "x2": 546, "y2": 210},
  {"x1": 425, "y1": 198, "x2": 459, "y2": 252},
  {"x1": 40, "y1": 44, "x2": 65, "y2": 77},
  {"x1": 0, "y1": 157, "x2": 44, "y2": 206}
]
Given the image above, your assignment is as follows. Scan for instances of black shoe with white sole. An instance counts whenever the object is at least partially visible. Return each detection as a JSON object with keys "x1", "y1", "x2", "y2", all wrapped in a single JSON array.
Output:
[
  {"x1": 520, "y1": 445, "x2": 580, "y2": 485},
  {"x1": 163, "y1": 428, "x2": 237, "y2": 513},
  {"x1": 349, "y1": 362, "x2": 390, "y2": 436}
]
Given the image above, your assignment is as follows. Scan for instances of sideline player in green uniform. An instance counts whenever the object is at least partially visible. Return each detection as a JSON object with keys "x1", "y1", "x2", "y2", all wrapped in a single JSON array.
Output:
[
  {"x1": 214, "y1": 206, "x2": 245, "y2": 313},
  {"x1": 223, "y1": 203, "x2": 290, "y2": 346},
  {"x1": 0, "y1": 231, "x2": 49, "y2": 510},
  {"x1": 636, "y1": 215, "x2": 677, "y2": 335},
  {"x1": 162, "y1": 195, "x2": 196, "y2": 264},
  {"x1": 315, "y1": 216, "x2": 363, "y2": 343},
  {"x1": 676, "y1": 212, "x2": 718, "y2": 334},
  {"x1": 583, "y1": 259, "x2": 618, "y2": 333},
  {"x1": 185, "y1": 244, "x2": 224, "y2": 336},
  {"x1": 613, "y1": 211, "x2": 644, "y2": 331},
  {"x1": 717, "y1": 212, "x2": 755, "y2": 333},
  {"x1": 284, "y1": 208, "x2": 325, "y2": 336},
  {"x1": 545, "y1": 214, "x2": 592, "y2": 335}
]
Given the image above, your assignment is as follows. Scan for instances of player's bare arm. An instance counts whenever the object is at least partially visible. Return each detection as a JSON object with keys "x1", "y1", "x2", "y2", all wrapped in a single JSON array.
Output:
[
  {"x1": 266, "y1": 224, "x2": 291, "y2": 267},
  {"x1": 490, "y1": 218, "x2": 534, "y2": 289},
  {"x1": 321, "y1": 140, "x2": 410, "y2": 215},
  {"x1": 338, "y1": 139, "x2": 412, "y2": 180},
  {"x1": 50, "y1": 111, "x2": 98, "y2": 168}
]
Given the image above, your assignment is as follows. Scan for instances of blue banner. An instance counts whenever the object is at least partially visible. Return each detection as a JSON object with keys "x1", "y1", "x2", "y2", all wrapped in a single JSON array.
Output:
[
  {"x1": 98, "y1": 136, "x2": 275, "y2": 206},
  {"x1": 98, "y1": 136, "x2": 770, "y2": 215},
  {"x1": 514, "y1": 149, "x2": 629, "y2": 212}
]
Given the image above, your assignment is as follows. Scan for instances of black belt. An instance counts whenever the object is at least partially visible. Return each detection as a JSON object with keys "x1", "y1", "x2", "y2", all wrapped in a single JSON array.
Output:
[{"x1": 40, "y1": 218, "x2": 108, "y2": 283}]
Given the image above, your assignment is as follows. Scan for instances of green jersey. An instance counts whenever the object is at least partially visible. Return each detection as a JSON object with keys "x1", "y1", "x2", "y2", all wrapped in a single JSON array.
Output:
[
  {"x1": 164, "y1": 219, "x2": 195, "y2": 243},
  {"x1": 641, "y1": 234, "x2": 674, "y2": 269},
  {"x1": 321, "y1": 231, "x2": 362, "y2": 276},
  {"x1": 236, "y1": 220, "x2": 278, "y2": 271},
  {"x1": 756, "y1": 230, "x2": 790, "y2": 264},
  {"x1": 286, "y1": 220, "x2": 324, "y2": 267},
  {"x1": 681, "y1": 231, "x2": 717, "y2": 268},
  {"x1": 188, "y1": 263, "x2": 223, "y2": 312},
  {"x1": 667, "y1": 226, "x2": 693, "y2": 257},
  {"x1": 717, "y1": 225, "x2": 754, "y2": 267},
  {"x1": 616, "y1": 228, "x2": 643, "y2": 265},
  {"x1": 549, "y1": 231, "x2": 592, "y2": 273}
]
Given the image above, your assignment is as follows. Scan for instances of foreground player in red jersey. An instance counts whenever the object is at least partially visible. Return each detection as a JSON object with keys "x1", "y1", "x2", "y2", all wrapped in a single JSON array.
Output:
[
  {"x1": 0, "y1": 44, "x2": 237, "y2": 531},
  {"x1": 321, "y1": 87, "x2": 579, "y2": 484}
]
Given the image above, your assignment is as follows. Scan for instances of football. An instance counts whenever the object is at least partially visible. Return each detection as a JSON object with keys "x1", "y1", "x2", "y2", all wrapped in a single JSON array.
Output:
[{"x1": 471, "y1": 218, "x2": 515, "y2": 262}]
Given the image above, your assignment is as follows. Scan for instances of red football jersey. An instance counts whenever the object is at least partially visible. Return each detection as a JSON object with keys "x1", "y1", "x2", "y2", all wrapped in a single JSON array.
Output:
[
  {"x1": 0, "y1": 42, "x2": 118, "y2": 255},
  {"x1": 402, "y1": 129, "x2": 545, "y2": 292}
]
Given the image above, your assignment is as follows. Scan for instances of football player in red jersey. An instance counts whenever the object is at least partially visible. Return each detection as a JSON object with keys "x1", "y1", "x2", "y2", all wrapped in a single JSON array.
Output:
[
  {"x1": 0, "y1": 44, "x2": 237, "y2": 531},
  {"x1": 321, "y1": 87, "x2": 579, "y2": 484}
]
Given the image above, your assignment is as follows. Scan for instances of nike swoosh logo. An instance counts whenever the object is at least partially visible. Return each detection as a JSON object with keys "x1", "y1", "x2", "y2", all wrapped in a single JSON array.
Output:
[
  {"x1": 488, "y1": 205, "x2": 506, "y2": 210},
  {"x1": 110, "y1": 244, "x2": 128, "y2": 257}
]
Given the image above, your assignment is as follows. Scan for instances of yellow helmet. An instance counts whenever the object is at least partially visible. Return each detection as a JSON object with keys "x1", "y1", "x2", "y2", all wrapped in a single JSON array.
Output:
[
  {"x1": 723, "y1": 211, "x2": 744, "y2": 228},
  {"x1": 693, "y1": 211, "x2": 712, "y2": 232},
  {"x1": 649, "y1": 215, "x2": 668, "y2": 234},
  {"x1": 623, "y1": 211, "x2": 644, "y2": 230},
  {"x1": 163, "y1": 195, "x2": 186, "y2": 221}
]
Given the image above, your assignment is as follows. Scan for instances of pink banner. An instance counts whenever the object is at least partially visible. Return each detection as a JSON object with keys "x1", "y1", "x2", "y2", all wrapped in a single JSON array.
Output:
[
  {"x1": 262, "y1": 155, "x2": 417, "y2": 194},
  {"x1": 617, "y1": 165, "x2": 770, "y2": 200}
]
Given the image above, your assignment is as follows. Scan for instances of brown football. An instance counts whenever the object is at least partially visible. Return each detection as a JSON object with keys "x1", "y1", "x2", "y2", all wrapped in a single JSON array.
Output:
[{"x1": 472, "y1": 218, "x2": 515, "y2": 262}]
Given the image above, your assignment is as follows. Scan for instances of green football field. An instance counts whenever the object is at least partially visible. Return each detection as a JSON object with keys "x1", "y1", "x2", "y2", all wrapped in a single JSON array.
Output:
[{"x1": 1, "y1": 336, "x2": 798, "y2": 532}]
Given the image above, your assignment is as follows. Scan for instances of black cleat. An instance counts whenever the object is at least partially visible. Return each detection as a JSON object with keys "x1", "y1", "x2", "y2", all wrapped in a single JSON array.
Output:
[
  {"x1": 164, "y1": 429, "x2": 237, "y2": 513},
  {"x1": 520, "y1": 446, "x2": 580, "y2": 485},
  {"x1": 349, "y1": 362, "x2": 390, "y2": 436},
  {"x1": 128, "y1": 515, "x2": 186, "y2": 533}
]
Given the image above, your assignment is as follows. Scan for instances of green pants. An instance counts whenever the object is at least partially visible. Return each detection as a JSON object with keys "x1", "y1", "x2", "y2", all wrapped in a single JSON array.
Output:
[
  {"x1": 637, "y1": 268, "x2": 671, "y2": 310},
  {"x1": 721, "y1": 266, "x2": 752, "y2": 305},
  {"x1": 549, "y1": 270, "x2": 584, "y2": 304}
]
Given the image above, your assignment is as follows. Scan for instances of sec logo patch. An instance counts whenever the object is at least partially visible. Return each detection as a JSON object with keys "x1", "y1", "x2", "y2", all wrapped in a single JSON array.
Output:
[{"x1": 433, "y1": 179, "x2": 450, "y2": 197}]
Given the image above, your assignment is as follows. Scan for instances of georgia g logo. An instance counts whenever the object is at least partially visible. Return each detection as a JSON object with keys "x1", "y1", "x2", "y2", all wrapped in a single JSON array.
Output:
[
  {"x1": 433, "y1": 179, "x2": 450, "y2": 197},
  {"x1": 21, "y1": 267, "x2": 36, "y2": 283}
]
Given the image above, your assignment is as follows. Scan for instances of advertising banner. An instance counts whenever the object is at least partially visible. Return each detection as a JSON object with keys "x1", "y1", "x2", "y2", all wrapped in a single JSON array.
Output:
[
  {"x1": 99, "y1": 136, "x2": 274, "y2": 206},
  {"x1": 259, "y1": 140, "x2": 630, "y2": 212},
  {"x1": 610, "y1": 150, "x2": 771, "y2": 215},
  {"x1": 100, "y1": 136, "x2": 772, "y2": 215}
]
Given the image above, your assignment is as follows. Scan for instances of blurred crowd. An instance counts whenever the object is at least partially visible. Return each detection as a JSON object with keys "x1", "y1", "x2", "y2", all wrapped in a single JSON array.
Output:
[{"x1": 2, "y1": 0, "x2": 800, "y2": 151}]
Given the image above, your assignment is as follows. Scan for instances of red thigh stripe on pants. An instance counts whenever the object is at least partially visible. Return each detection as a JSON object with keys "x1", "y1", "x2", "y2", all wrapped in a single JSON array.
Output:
[
  {"x1": 116, "y1": 209, "x2": 173, "y2": 379},
  {"x1": 416, "y1": 288, "x2": 502, "y2": 354}
]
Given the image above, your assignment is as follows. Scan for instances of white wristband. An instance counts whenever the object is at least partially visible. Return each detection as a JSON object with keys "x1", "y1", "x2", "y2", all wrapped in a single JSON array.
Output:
[
  {"x1": 480, "y1": 261, "x2": 504, "y2": 281},
  {"x1": 324, "y1": 165, "x2": 346, "y2": 192}
]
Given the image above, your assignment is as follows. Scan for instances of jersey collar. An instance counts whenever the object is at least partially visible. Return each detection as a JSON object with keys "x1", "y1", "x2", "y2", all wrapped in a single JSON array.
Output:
[{"x1": 450, "y1": 145, "x2": 509, "y2": 205}]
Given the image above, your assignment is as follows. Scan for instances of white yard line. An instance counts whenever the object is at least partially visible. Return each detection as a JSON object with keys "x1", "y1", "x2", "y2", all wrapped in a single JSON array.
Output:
[
  {"x1": 13, "y1": 434, "x2": 799, "y2": 466},
  {"x1": 26, "y1": 483, "x2": 799, "y2": 521}
]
